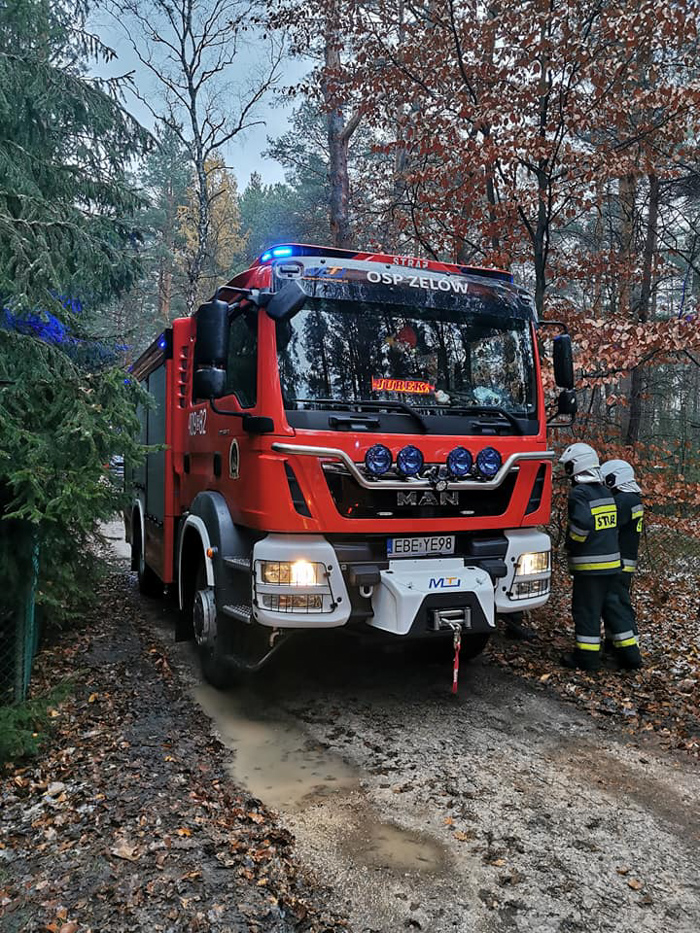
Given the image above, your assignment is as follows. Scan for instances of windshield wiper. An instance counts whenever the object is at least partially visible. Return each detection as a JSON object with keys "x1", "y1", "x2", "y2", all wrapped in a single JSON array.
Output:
[
  {"x1": 296, "y1": 398, "x2": 429, "y2": 433},
  {"x1": 455, "y1": 405, "x2": 524, "y2": 434}
]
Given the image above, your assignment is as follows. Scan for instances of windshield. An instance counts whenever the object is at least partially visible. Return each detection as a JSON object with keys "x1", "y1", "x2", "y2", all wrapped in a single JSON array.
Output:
[{"x1": 276, "y1": 299, "x2": 537, "y2": 415}]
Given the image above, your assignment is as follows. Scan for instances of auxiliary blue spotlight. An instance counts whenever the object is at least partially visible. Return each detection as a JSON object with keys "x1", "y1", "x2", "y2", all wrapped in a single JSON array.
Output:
[
  {"x1": 396, "y1": 445, "x2": 424, "y2": 477},
  {"x1": 476, "y1": 446, "x2": 502, "y2": 478},
  {"x1": 365, "y1": 444, "x2": 392, "y2": 476},
  {"x1": 446, "y1": 446, "x2": 473, "y2": 478}
]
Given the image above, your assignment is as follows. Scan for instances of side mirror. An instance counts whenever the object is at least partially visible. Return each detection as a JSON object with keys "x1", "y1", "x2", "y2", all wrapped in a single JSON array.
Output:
[
  {"x1": 193, "y1": 367, "x2": 226, "y2": 400},
  {"x1": 557, "y1": 389, "x2": 577, "y2": 416},
  {"x1": 194, "y1": 298, "x2": 229, "y2": 400},
  {"x1": 553, "y1": 334, "x2": 574, "y2": 389},
  {"x1": 265, "y1": 280, "x2": 307, "y2": 321}
]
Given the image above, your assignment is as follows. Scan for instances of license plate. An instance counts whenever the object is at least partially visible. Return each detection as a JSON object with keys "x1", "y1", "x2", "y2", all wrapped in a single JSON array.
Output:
[{"x1": 387, "y1": 535, "x2": 456, "y2": 557}]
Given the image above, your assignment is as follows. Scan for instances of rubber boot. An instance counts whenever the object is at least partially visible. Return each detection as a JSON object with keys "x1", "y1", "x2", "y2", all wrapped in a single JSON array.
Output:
[
  {"x1": 504, "y1": 616, "x2": 538, "y2": 641},
  {"x1": 615, "y1": 646, "x2": 643, "y2": 670},
  {"x1": 561, "y1": 649, "x2": 602, "y2": 672}
]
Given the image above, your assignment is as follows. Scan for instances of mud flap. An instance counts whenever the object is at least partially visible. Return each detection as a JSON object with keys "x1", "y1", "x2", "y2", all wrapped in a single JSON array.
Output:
[{"x1": 368, "y1": 559, "x2": 495, "y2": 636}]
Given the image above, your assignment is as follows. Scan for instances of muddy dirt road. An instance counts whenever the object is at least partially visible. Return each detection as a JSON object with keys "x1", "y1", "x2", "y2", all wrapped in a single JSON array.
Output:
[{"x1": 109, "y1": 525, "x2": 700, "y2": 933}]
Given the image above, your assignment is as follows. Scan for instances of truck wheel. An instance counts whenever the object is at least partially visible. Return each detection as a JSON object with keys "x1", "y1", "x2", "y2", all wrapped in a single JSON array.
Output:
[
  {"x1": 193, "y1": 563, "x2": 234, "y2": 689},
  {"x1": 133, "y1": 531, "x2": 163, "y2": 598}
]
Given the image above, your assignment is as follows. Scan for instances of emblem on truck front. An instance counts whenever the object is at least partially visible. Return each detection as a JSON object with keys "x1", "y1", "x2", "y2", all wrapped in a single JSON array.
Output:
[{"x1": 397, "y1": 491, "x2": 459, "y2": 506}]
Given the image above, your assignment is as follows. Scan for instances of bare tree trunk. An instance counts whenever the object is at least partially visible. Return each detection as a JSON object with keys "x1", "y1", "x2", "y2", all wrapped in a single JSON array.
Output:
[
  {"x1": 626, "y1": 172, "x2": 659, "y2": 445},
  {"x1": 324, "y1": 4, "x2": 359, "y2": 249},
  {"x1": 619, "y1": 172, "x2": 637, "y2": 316},
  {"x1": 158, "y1": 176, "x2": 175, "y2": 323}
]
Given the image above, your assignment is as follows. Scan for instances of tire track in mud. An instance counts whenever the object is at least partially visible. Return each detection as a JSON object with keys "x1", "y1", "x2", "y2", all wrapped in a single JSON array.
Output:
[{"x1": 119, "y1": 521, "x2": 700, "y2": 933}]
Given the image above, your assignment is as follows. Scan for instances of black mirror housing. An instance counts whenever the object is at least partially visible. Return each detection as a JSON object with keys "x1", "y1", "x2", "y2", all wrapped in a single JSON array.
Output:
[
  {"x1": 553, "y1": 334, "x2": 574, "y2": 389},
  {"x1": 194, "y1": 298, "x2": 230, "y2": 400},
  {"x1": 193, "y1": 367, "x2": 226, "y2": 400},
  {"x1": 265, "y1": 280, "x2": 307, "y2": 320},
  {"x1": 557, "y1": 389, "x2": 577, "y2": 416}
]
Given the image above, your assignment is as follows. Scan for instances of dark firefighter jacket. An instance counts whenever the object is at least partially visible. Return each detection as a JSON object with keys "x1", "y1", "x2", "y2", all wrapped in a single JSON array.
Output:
[
  {"x1": 566, "y1": 481, "x2": 621, "y2": 574},
  {"x1": 612, "y1": 490, "x2": 643, "y2": 573}
]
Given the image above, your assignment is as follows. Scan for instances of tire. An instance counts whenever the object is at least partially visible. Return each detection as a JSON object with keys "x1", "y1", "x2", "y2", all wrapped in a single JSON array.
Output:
[
  {"x1": 133, "y1": 525, "x2": 163, "y2": 598},
  {"x1": 193, "y1": 563, "x2": 234, "y2": 689}
]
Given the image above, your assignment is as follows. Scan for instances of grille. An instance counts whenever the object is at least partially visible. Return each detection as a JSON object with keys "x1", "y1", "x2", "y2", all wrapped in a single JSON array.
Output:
[{"x1": 323, "y1": 465, "x2": 517, "y2": 519}]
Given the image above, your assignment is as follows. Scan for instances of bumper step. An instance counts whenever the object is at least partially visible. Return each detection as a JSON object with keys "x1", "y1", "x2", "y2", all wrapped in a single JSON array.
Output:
[{"x1": 222, "y1": 603, "x2": 252, "y2": 623}]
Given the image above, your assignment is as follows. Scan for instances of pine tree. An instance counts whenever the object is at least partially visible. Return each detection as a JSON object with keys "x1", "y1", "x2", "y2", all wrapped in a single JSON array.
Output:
[
  {"x1": 0, "y1": 0, "x2": 150, "y2": 314},
  {"x1": 0, "y1": 0, "x2": 151, "y2": 629}
]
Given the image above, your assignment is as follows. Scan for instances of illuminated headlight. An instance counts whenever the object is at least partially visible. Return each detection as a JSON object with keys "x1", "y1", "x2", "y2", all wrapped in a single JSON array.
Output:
[
  {"x1": 476, "y1": 446, "x2": 502, "y2": 478},
  {"x1": 516, "y1": 551, "x2": 551, "y2": 576},
  {"x1": 259, "y1": 560, "x2": 324, "y2": 586},
  {"x1": 510, "y1": 579, "x2": 550, "y2": 600},
  {"x1": 396, "y1": 445, "x2": 424, "y2": 477},
  {"x1": 255, "y1": 559, "x2": 333, "y2": 614}
]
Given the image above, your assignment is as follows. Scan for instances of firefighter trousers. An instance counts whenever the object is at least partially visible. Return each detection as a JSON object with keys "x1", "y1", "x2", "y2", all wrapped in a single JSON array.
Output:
[
  {"x1": 571, "y1": 573, "x2": 629, "y2": 669},
  {"x1": 602, "y1": 573, "x2": 641, "y2": 667}
]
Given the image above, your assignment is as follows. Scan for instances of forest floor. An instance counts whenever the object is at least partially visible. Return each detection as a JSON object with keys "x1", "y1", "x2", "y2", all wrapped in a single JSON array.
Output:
[{"x1": 1, "y1": 524, "x2": 699, "y2": 932}]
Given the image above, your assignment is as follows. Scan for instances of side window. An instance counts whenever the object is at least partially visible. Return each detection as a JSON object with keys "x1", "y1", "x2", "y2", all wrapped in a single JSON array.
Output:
[{"x1": 225, "y1": 313, "x2": 257, "y2": 408}]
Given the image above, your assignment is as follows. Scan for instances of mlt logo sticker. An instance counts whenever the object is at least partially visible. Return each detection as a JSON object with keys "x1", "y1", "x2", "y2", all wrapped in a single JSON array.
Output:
[{"x1": 429, "y1": 577, "x2": 461, "y2": 589}]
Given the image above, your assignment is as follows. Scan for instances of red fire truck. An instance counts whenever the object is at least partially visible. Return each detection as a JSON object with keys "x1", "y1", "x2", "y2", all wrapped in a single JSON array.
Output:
[{"x1": 125, "y1": 244, "x2": 575, "y2": 687}]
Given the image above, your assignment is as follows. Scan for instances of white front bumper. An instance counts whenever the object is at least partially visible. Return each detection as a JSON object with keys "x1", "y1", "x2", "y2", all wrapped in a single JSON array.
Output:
[{"x1": 368, "y1": 558, "x2": 496, "y2": 636}]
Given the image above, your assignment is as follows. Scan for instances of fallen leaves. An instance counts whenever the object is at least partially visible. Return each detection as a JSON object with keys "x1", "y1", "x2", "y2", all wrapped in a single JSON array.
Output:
[
  {"x1": 488, "y1": 551, "x2": 700, "y2": 756},
  {"x1": 0, "y1": 569, "x2": 348, "y2": 933}
]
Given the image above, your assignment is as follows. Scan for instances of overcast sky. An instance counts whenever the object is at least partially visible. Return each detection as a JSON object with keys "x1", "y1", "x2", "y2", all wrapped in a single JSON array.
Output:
[{"x1": 94, "y1": 15, "x2": 311, "y2": 188}]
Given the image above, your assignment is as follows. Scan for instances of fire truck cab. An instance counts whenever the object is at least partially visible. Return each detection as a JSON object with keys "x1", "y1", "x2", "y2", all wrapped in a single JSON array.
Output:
[{"x1": 126, "y1": 245, "x2": 575, "y2": 687}]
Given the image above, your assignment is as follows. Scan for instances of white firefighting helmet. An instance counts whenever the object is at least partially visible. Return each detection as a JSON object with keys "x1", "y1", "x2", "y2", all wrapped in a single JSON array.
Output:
[
  {"x1": 559, "y1": 442, "x2": 600, "y2": 477},
  {"x1": 601, "y1": 459, "x2": 639, "y2": 491}
]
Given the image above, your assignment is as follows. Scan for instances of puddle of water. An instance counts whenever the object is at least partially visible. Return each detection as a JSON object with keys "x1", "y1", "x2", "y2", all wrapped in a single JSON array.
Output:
[
  {"x1": 194, "y1": 684, "x2": 359, "y2": 811},
  {"x1": 349, "y1": 820, "x2": 445, "y2": 873},
  {"x1": 193, "y1": 683, "x2": 448, "y2": 876}
]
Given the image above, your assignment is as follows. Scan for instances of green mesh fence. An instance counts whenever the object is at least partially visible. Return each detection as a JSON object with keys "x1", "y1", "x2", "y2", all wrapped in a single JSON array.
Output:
[{"x1": 0, "y1": 520, "x2": 40, "y2": 705}]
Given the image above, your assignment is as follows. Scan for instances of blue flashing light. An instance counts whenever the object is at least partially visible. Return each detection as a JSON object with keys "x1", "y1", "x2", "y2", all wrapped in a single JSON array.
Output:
[
  {"x1": 476, "y1": 446, "x2": 502, "y2": 478},
  {"x1": 396, "y1": 445, "x2": 424, "y2": 477},
  {"x1": 158, "y1": 336, "x2": 167, "y2": 349},
  {"x1": 447, "y1": 446, "x2": 473, "y2": 477},
  {"x1": 272, "y1": 246, "x2": 293, "y2": 258},
  {"x1": 261, "y1": 251, "x2": 272, "y2": 262},
  {"x1": 365, "y1": 444, "x2": 392, "y2": 476}
]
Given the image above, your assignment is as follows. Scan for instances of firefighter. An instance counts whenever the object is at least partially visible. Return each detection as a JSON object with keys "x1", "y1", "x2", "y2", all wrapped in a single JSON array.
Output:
[
  {"x1": 600, "y1": 459, "x2": 644, "y2": 669},
  {"x1": 559, "y1": 442, "x2": 628, "y2": 671}
]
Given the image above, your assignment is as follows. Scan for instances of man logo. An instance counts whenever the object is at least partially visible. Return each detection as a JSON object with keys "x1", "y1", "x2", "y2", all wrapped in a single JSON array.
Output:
[
  {"x1": 229, "y1": 440, "x2": 240, "y2": 479},
  {"x1": 397, "y1": 490, "x2": 459, "y2": 506},
  {"x1": 429, "y1": 576, "x2": 461, "y2": 589}
]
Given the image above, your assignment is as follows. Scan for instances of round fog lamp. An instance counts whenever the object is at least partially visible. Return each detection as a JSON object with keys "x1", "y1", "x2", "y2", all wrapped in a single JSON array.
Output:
[
  {"x1": 396, "y1": 445, "x2": 424, "y2": 477},
  {"x1": 447, "y1": 446, "x2": 473, "y2": 477},
  {"x1": 365, "y1": 444, "x2": 392, "y2": 476},
  {"x1": 476, "y1": 446, "x2": 502, "y2": 478}
]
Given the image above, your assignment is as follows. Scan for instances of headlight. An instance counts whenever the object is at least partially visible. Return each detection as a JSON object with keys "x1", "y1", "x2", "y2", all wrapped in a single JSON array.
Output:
[
  {"x1": 396, "y1": 445, "x2": 424, "y2": 477},
  {"x1": 255, "y1": 559, "x2": 332, "y2": 614},
  {"x1": 259, "y1": 560, "x2": 324, "y2": 586},
  {"x1": 365, "y1": 444, "x2": 392, "y2": 476},
  {"x1": 476, "y1": 446, "x2": 502, "y2": 478},
  {"x1": 516, "y1": 551, "x2": 551, "y2": 576}
]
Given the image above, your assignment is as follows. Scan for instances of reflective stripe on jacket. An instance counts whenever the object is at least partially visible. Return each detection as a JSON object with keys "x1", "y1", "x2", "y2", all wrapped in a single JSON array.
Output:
[
  {"x1": 566, "y1": 481, "x2": 621, "y2": 575},
  {"x1": 614, "y1": 490, "x2": 643, "y2": 573}
]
